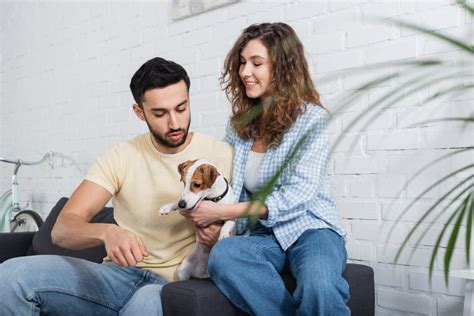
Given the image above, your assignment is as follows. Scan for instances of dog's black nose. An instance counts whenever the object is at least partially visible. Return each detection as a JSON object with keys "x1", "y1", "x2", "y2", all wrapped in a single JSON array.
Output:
[{"x1": 178, "y1": 200, "x2": 186, "y2": 209}]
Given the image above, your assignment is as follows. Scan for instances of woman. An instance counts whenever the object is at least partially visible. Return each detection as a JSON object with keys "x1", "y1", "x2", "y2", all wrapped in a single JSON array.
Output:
[{"x1": 181, "y1": 22, "x2": 350, "y2": 315}]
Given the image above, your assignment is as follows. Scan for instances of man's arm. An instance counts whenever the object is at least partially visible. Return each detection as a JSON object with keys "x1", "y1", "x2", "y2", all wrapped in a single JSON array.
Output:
[{"x1": 51, "y1": 180, "x2": 148, "y2": 267}]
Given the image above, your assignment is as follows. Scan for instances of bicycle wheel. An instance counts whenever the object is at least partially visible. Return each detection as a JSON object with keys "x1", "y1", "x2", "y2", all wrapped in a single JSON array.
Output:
[{"x1": 10, "y1": 210, "x2": 44, "y2": 232}]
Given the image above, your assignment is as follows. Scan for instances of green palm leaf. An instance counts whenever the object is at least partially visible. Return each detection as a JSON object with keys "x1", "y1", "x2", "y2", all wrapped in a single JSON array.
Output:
[{"x1": 444, "y1": 193, "x2": 471, "y2": 284}]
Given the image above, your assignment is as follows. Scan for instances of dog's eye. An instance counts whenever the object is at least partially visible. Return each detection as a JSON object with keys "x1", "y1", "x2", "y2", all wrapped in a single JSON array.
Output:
[{"x1": 192, "y1": 183, "x2": 201, "y2": 189}]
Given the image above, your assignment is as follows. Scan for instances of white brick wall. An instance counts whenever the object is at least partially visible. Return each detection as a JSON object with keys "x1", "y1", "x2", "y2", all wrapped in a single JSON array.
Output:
[{"x1": 1, "y1": 1, "x2": 472, "y2": 315}]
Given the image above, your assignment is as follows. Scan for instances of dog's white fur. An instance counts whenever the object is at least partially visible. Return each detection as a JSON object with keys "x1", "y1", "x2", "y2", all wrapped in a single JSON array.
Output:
[{"x1": 159, "y1": 159, "x2": 236, "y2": 280}]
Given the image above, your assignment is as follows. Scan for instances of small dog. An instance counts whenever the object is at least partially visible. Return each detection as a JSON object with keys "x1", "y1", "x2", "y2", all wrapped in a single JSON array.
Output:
[{"x1": 159, "y1": 159, "x2": 236, "y2": 280}]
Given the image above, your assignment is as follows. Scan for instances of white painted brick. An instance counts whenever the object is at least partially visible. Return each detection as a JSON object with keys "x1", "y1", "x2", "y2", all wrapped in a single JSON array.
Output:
[
  {"x1": 373, "y1": 265, "x2": 405, "y2": 288},
  {"x1": 409, "y1": 271, "x2": 465, "y2": 296},
  {"x1": 377, "y1": 288, "x2": 432, "y2": 314},
  {"x1": 196, "y1": 6, "x2": 228, "y2": 28},
  {"x1": 169, "y1": 17, "x2": 197, "y2": 35},
  {"x1": 365, "y1": 37, "x2": 418, "y2": 64},
  {"x1": 337, "y1": 198, "x2": 380, "y2": 220},
  {"x1": 346, "y1": 240, "x2": 374, "y2": 261},
  {"x1": 347, "y1": 23, "x2": 399, "y2": 48},
  {"x1": 313, "y1": 50, "x2": 363, "y2": 73},
  {"x1": 200, "y1": 39, "x2": 233, "y2": 60},
  {"x1": 330, "y1": 174, "x2": 347, "y2": 197},
  {"x1": 437, "y1": 296, "x2": 464, "y2": 316},
  {"x1": 247, "y1": 6, "x2": 285, "y2": 25},
  {"x1": 342, "y1": 64, "x2": 397, "y2": 90},
  {"x1": 200, "y1": 75, "x2": 221, "y2": 93},
  {"x1": 326, "y1": 93, "x2": 369, "y2": 114},
  {"x1": 373, "y1": 308, "x2": 396, "y2": 316},
  {"x1": 419, "y1": 26, "x2": 471, "y2": 56},
  {"x1": 327, "y1": 116, "x2": 342, "y2": 134},
  {"x1": 381, "y1": 199, "x2": 452, "y2": 224},
  {"x1": 360, "y1": 0, "x2": 402, "y2": 20},
  {"x1": 211, "y1": 16, "x2": 247, "y2": 42},
  {"x1": 341, "y1": 110, "x2": 395, "y2": 132},
  {"x1": 193, "y1": 58, "x2": 221, "y2": 77},
  {"x1": 329, "y1": 0, "x2": 369, "y2": 12},
  {"x1": 416, "y1": 0, "x2": 456, "y2": 12},
  {"x1": 347, "y1": 175, "x2": 374, "y2": 198},
  {"x1": 402, "y1": 4, "x2": 460, "y2": 37},
  {"x1": 163, "y1": 46, "x2": 199, "y2": 66},
  {"x1": 406, "y1": 172, "x2": 443, "y2": 199},
  {"x1": 287, "y1": 19, "x2": 313, "y2": 38},
  {"x1": 378, "y1": 175, "x2": 406, "y2": 198},
  {"x1": 352, "y1": 221, "x2": 382, "y2": 241},
  {"x1": 386, "y1": 150, "x2": 452, "y2": 176},
  {"x1": 182, "y1": 27, "x2": 211, "y2": 47},
  {"x1": 331, "y1": 132, "x2": 366, "y2": 154},
  {"x1": 305, "y1": 32, "x2": 344, "y2": 55},
  {"x1": 378, "y1": 244, "x2": 433, "y2": 268},
  {"x1": 285, "y1": 1, "x2": 326, "y2": 21},
  {"x1": 314, "y1": 73, "x2": 341, "y2": 95},
  {"x1": 423, "y1": 124, "x2": 474, "y2": 149},
  {"x1": 335, "y1": 156, "x2": 385, "y2": 174},
  {"x1": 367, "y1": 129, "x2": 420, "y2": 151},
  {"x1": 314, "y1": 8, "x2": 360, "y2": 34},
  {"x1": 226, "y1": 1, "x2": 275, "y2": 20}
]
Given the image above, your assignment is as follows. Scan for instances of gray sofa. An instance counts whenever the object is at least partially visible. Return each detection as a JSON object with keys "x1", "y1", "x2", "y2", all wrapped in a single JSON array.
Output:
[{"x1": 0, "y1": 197, "x2": 375, "y2": 315}]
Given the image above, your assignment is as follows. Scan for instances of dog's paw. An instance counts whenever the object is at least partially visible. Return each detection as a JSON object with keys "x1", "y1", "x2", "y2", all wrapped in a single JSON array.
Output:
[
  {"x1": 218, "y1": 221, "x2": 236, "y2": 240},
  {"x1": 159, "y1": 203, "x2": 175, "y2": 216}
]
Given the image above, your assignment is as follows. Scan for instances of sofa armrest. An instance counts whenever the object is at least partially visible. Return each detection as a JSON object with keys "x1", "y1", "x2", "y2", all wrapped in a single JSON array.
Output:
[
  {"x1": 162, "y1": 278, "x2": 246, "y2": 316},
  {"x1": 0, "y1": 232, "x2": 35, "y2": 263},
  {"x1": 344, "y1": 263, "x2": 375, "y2": 316}
]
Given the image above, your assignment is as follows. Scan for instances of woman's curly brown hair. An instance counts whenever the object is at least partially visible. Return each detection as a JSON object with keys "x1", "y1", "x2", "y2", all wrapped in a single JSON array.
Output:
[{"x1": 220, "y1": 22, "x2": 323, "y2": 147}]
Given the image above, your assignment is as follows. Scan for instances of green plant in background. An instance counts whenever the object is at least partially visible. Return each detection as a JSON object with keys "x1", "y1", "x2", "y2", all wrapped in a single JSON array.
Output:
[{"x1": 245, "y1": 0, "x2": 473, "y2": 285}]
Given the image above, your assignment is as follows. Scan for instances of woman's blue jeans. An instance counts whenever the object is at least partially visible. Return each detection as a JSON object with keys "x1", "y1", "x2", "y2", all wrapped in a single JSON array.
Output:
[
  {"x1": 208, "y1": 228, "x2": 350, "y2": 316},
  {"x1": 0, "y1": 255, "x2": 167, "y2": 315}
]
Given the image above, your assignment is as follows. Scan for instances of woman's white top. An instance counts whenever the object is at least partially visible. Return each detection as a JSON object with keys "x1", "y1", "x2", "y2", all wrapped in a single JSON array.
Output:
[{"x1": 244, "y1": 150, "x2": 266, "y2": 193}]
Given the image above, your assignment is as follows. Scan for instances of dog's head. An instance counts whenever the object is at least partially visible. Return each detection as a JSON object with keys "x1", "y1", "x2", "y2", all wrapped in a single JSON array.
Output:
[{"x1": 177, "y1": 159, "x2": 220, "y2": 210}]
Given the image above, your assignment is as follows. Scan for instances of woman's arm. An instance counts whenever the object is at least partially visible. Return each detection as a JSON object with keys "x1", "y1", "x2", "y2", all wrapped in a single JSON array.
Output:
[
  {"x1": 180, "y1": 200, "x2": 268, "y2": 227},
  {"x1": 260, "y1": 109, "x2": 331, "y2": 228}
]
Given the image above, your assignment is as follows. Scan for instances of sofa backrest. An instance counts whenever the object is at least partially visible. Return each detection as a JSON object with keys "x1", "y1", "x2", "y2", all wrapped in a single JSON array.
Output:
[{"x1": 30, "y1": 197, "x2": 115, "y2": 263}]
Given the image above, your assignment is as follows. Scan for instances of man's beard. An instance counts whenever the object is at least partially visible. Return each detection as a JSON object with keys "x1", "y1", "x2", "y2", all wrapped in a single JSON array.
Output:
[{"x1": 144, "y1": 115, "x2": 191, "y2": 149}]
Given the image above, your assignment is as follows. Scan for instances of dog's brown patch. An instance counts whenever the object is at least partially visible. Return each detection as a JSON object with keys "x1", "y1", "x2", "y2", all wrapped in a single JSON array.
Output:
[{"x1": 189, "y1": 164, "x2": 220, "y2": 193}]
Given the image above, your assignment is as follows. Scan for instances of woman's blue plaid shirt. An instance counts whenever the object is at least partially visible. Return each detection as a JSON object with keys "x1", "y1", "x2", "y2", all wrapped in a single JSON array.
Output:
[{"x1": 224, "y1": 104, "x2": 346, "y2": 250}]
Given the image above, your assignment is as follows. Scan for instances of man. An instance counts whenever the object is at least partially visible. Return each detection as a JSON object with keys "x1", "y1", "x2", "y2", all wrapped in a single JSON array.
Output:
[{"x1": 0, "y1": 57, "x2": 233, "y2": 315}]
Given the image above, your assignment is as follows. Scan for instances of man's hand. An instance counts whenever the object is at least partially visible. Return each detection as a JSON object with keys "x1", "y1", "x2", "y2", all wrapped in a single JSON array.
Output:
[
  {"x1": 196, "y1": 222, "x2": 223, "y2": 248},
  {"x1": 103, "y1": 225, "x2": 149, "y2": 268}
]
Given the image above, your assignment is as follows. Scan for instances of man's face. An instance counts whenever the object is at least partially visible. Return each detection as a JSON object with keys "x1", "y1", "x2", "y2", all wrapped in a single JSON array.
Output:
[{"x1": 133, "y1": 80, "x2": 191, "y2": 154}]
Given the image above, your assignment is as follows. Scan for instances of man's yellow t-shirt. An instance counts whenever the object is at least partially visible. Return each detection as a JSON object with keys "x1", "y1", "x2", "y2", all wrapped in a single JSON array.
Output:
[{"x1": 84, "y1": 132, "x2": 233, "y2": 281}]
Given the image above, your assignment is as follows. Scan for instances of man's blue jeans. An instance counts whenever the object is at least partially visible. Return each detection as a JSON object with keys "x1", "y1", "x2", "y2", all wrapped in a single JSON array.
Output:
[
  {"x1": 0, "y1": 255, "x2": 167, "y2": 315},
  {"x1": 208, "y1": 227, "x2": 350, "y2": 316}
]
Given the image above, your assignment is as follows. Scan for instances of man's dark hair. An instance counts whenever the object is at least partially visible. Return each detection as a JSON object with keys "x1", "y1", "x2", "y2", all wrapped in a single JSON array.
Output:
[{"x1": 130, "y1": 57, "x2": 190, "y2": 107}]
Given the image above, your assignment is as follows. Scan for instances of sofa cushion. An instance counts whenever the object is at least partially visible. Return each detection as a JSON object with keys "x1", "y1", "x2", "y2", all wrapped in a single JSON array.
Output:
[
  {"x1": 162, "y1": 263, "x2": 374, "y2": 316},
  {"x1": 30, "y1": 197, "x2": 115, "y2": 263}
]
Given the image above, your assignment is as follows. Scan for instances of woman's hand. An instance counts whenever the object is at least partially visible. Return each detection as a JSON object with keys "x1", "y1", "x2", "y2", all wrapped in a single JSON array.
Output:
[
  {"x1": 180, "y1": 200, "x2": 223, "y2": 227},
  {"x1": 196, "y1": 222, "x2": 222, "y2": 248}
]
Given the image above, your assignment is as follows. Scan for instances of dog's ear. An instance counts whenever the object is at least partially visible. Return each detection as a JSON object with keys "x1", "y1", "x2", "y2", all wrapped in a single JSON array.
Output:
[
  {"x1": 178, "y1": 160, "x2": 198, "y2": 183},
  {"x1": 200, "y1": 164, "x2": 220, "y2": 189},
  {"x1": 178, "y1": 161, "x2": 189, "y2": 183}
]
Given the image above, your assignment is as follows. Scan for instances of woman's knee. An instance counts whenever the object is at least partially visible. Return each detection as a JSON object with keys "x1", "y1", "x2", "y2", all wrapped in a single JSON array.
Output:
[
  {"x1": 296, "y1": 271, "x2": 349, "y2": 305},
  {"x1": 208, "y1": 237, "x2": 244, "y2": 276}
]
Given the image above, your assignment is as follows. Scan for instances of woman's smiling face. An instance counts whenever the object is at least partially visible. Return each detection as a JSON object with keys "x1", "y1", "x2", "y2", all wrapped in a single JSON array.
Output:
[{"x1": 239, "y1": 39, "x2": 272, "y2": 102}]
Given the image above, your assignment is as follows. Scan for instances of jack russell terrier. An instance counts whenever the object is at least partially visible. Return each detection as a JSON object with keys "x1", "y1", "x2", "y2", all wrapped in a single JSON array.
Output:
[{"x1": 159, "y1": 159, "x2": 236, "y2": 280}]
